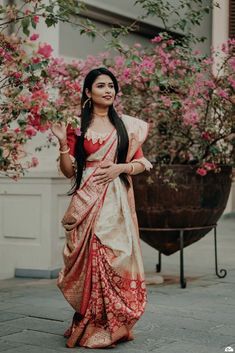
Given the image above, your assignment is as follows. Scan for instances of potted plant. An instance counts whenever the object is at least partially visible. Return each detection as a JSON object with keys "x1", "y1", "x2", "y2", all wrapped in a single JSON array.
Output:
[{"x1": 108, "y1": 34, "x2": 235, "y2": 255}]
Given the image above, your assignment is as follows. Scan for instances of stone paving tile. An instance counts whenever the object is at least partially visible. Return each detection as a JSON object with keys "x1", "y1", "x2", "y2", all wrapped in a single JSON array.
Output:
[
  {"x1": 0, "y1": 344, "x2": 69, "y2": 353},
  {"x1": 2, "y1": 304, "x2": 73, "y2": 322},
  {"x1": 0, "y1": 312, "x2": 26, "y2": 323},
  {"x1": 151, "y1": 341, "x2": 225, "y2": 353},
  {"x1": 4, "y1": 317, "x2": 68, "y2": 336},
  {"x1": 0, "y1": 323, "x2": 23, "y2": 338},
  {"x1": 0, "y1": 340, "x2": 22, "y2": 353},
  {"x1": 0, "y1": 330, "x2": 69, "y2": 351}
]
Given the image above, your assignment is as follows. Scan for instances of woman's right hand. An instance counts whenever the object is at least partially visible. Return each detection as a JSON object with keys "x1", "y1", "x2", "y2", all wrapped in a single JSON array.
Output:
[{"x1": 50, "y1": 121, "x2": 67, "y2": 142}]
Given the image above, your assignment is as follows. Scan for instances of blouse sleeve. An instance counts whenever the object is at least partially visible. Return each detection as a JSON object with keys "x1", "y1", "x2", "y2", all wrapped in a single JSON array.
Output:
[
  {"x1": 131, "y1": 147, "x2": 144, "y2": 160},
  {"x1": 66, "y1": 124, "x2": 77, "y2": 158}
]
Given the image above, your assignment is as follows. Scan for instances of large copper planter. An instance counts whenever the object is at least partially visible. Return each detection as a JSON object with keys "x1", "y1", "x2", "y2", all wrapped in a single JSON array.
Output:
[{"x1": 133, "y1": 165, "x2": 232, "y2": 256}]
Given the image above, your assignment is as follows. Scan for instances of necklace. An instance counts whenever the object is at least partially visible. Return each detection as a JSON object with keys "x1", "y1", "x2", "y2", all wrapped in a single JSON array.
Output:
[{"x1": 93, "y1": 112, "x2": 108, "y2": 118}]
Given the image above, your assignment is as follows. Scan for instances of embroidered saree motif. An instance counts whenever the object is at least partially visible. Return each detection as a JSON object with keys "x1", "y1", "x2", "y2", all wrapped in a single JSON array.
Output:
[{"x1": 57, "y1": 116, "x2": 150, "y2": 348}]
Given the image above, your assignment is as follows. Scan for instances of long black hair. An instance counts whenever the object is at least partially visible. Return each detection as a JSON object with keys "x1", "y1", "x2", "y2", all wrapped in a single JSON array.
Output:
[{"x1": 69, "y1": 67, "x2": 130, "y2": 194}]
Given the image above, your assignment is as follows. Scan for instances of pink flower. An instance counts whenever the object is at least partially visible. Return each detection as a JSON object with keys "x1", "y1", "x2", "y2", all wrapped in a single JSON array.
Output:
[
  {"x1": 32, "y1": 89, "x2": 49, "y2": 101},
  {"x1": 228, "y1": 77, "x2": 235, "y2": 90},
  {"x1": 14, "y1": 128, "x2": 21, "y2": 134},
  {"x1": 221, "y1": 43, "x2": 228, "y2": 54},
  {"x1": 32, "y1": 57, "x2": 41, "y2": 64},
  {"x1": 216, "y1": 88, "x2": 229, "y2": 100},
  {"x1": 204, "y1": 80, "x2": 216, "y2": 90},
  {"x1": 228, "y1": 57, "x2": 235, "y2": 70},
  {"x1": 203, "y1": 58, "x2": 213, "y2": 65},
  {"x1": 196, "y1": 168, "x2": 207, "y2": 176},
  {"x1": 201, "y1": 131, "x2": 211, "y2": 141},
  {"x1": 160, "y1": 95, "x2": 171, "y2": 107},
  {"x1": 151, "y1": 35, "x2": 163, "y2": 43},
  {"x1": 31, "y1": 157, "x2": 39, "y2": 167},
  {"x1": 123, "y1": 68, "x2": 131, "y2": 79},
  {"x1": 115, "y1": 56, "x2": 125, "y2": 67},
  {"x1": 25, "y1": 126, "x2": 37, "y2": 137},
  {"x1": 37, "y1": 44, "x2": 53, "y2": 58},
  {"x1": 203, "y1": 162, "x2": 216, "y2": 171},
  {"x1": 30, "y1": 33, "x2": 39, "y2": 41},
  {"x1": 183, "y1": 110, "x2": 200, "y2": 126},
  {"x1": 167, "y1": 39, "x2": 174, "y2": 46},
  {"x1": 192, "y1": 49, "x2": 201, "y2": 56},
  {"x1": 13, "y1": 72, "x2": 22, "y2": 79},
  {"x1": 33, "y1": 16, "x2": 40, "y2": 24},
  {"x1": 4, "y1": 53, "x2": 12, "y2": 61}
]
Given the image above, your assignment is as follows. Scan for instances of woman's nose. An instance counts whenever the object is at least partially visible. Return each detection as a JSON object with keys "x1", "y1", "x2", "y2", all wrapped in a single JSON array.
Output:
[{"x1": 105, "y1": 86, "x2": 111, "y2": 93}]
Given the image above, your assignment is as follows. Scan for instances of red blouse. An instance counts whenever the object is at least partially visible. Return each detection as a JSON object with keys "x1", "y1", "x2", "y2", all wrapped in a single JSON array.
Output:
[{"x1": 66, "y1": 124, "x2": 144, "y2": 159}]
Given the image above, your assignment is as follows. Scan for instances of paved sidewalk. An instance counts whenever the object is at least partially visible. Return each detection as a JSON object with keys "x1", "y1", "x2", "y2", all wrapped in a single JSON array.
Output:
[{"x1": 0, "y1": 216, "x2": 234, "y2": 353}]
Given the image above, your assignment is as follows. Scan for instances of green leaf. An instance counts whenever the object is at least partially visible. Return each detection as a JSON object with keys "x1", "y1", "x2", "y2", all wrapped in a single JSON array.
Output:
[
  {"x1": 21, "y1": 17, "x2": 30, "y2": 36},
  {"x1": 45, "y1": 15, "x2": 58, "y2": 27}
]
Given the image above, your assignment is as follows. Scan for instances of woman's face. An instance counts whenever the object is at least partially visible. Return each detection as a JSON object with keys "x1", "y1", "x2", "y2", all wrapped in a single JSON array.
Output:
[{"x1": 86, "y1": 74, "x2": 116, "y2": 107}]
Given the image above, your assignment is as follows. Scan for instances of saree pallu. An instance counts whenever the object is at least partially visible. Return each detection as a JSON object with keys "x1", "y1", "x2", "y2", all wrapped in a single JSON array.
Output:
[{"x1": 57, "y1": 115, "x2": 152, "y2": 348}]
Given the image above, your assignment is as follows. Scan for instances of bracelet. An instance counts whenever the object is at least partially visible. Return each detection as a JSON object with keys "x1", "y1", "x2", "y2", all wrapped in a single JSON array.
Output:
[
  {"x1": 129, "y1": 163, "x2": 135, "y2": 175},
  {"x1": 59, "y1": 147, "x2": 70, "y2": 154}
]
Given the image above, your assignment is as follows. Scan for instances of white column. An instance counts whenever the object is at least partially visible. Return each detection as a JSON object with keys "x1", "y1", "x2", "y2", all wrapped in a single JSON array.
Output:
[
  {"x1": 212, "y1": 1, "x2": 235, "y2": 214},
  {"x1": 212, "y1": 0, "x2": 229, "y2": 50}
]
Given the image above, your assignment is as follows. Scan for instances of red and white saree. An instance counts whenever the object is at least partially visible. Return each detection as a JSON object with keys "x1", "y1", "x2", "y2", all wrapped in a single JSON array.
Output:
[{"x1": 57, "y1": 114, "x2": 152, "y2": 348}]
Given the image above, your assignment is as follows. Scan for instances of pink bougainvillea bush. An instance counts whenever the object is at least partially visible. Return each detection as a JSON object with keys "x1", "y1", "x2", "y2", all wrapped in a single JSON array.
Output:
[{"x1": 108, "y1": 35, "x2": 235, "y2": 177}]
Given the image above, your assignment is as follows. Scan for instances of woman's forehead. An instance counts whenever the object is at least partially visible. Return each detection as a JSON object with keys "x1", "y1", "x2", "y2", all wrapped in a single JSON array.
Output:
[{"x1": 93, "y1": 74, "x2": 113, "y2": 84}]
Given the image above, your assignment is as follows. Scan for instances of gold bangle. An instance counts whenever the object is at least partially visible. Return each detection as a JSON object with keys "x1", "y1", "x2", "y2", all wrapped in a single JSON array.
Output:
[
  {"x1": 59, "y1": 147, "x2": 70, "y2": 154},
  {"x1": 129, "y1": 163, "x2": 135, "y2": 175}
]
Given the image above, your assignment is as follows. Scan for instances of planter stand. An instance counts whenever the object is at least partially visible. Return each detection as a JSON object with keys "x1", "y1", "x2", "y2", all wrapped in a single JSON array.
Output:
[{"x1": 140, "y1": 224, "x2": 227, "y2": 288}]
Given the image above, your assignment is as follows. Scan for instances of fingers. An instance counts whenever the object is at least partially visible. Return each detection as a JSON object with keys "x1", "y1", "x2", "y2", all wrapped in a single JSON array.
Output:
[
  {"x1": 52, "y1": 121, "x2": 67, "y2": 128},
  {"x1": 95, "y1": 179, "x2": 112, "y2": 185},
  {"x1": 93, "y1": 169, "x2": 107, "y2": 177},
  {"x1": 93, "y1": 175, "x2": 112, "y2": 185},
  {"x1": 100, "y1": 161, "x2": 113, "y2": 168}
]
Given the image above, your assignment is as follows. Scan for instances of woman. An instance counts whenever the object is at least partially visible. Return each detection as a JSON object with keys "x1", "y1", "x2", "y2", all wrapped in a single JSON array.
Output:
[{"x1": 51, "y1": 67, "x2": 152, "y2": 349}]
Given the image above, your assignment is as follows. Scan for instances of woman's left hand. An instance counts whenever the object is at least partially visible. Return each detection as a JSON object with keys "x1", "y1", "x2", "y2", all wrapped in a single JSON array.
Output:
[{"x1": 93, "y1": 161, "x2": 122, "y2": 185}]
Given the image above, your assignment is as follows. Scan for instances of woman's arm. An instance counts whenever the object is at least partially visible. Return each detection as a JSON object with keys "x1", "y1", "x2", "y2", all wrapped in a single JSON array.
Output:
[
  {"x1": 118, "y1": 162, "x2": 145, "y2": 175},
  {"x1": 58, "y1": 139, "x2": 75, "y2": 178},
  {"x1": 51, "y1": 122, "x2": 75, "y2": 179},
  {"x1": 93, "y1": 160, "x2": 145, "y2": 185}
]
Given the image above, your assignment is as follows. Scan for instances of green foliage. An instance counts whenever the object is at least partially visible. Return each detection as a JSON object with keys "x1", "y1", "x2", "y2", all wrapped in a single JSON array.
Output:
[{"x1": 135, "y1": 0, "x2": 219, "y2": 45}]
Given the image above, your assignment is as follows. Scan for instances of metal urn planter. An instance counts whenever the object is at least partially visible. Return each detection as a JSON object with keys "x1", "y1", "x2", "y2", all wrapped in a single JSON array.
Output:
[{"x1": 133, "y1": 164, "x2": 233, "y2": 287}]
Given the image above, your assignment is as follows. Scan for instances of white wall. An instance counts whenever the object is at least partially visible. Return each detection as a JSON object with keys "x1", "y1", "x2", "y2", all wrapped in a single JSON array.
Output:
[{"x1": 0, "y1": 173, "x2": 70, "y2": 280}]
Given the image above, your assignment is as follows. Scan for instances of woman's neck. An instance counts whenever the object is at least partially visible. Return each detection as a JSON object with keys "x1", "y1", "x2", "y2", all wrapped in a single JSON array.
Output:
[{"x1": 93, "y1": 107, "x2": 109, "y2": 118}]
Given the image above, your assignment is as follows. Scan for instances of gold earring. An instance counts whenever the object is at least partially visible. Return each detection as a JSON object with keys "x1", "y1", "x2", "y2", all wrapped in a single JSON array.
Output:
[{"x1": 82, "y1": 98, "x2": 91, "y2": 109}]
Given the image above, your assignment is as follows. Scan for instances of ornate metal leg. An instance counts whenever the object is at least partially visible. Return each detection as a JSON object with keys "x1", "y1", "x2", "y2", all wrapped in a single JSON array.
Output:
[
  {"x1": 156, "y1": 251, "x2": 162, "y2": 272},
  {"x1": 214, "y1": 226, "x2": 227, "y2": 278},
  {"x1": 180, "y1": 230, "x2": 186, "y2": 288}
]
